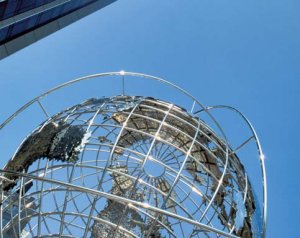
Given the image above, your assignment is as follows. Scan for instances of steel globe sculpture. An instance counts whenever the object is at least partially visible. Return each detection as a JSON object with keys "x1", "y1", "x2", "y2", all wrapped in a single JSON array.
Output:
[{"x1": 0, "y1": 72, "x2": 267, "y2": 238}]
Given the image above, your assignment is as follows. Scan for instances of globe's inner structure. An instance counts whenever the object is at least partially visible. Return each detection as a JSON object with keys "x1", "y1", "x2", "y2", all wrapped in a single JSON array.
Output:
[{"x1": 0, "y1": 95, "x2": 261, "y2": 238}]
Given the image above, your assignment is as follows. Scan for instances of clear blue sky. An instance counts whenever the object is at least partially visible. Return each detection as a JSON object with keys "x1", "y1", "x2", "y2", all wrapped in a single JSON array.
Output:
[{"x1": 0, "y1": 1, "x2": 299, "y2": 237}]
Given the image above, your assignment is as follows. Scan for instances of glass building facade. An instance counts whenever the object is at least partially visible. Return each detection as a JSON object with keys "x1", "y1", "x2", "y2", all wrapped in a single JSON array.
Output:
[{"x1": 0, "y1": 0, "x2": 116, "y2": 59}]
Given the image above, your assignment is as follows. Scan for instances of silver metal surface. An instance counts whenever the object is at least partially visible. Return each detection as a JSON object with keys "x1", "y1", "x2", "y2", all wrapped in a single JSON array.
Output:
[{"x1": 0, "y1": 72, "x2": 267, "y2": 238}]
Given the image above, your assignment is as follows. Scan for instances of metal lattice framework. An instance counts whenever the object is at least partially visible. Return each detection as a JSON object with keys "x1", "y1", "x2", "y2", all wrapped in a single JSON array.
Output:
[{"x1": 0, "y1": 72, "x2": 267, "y2": 238}]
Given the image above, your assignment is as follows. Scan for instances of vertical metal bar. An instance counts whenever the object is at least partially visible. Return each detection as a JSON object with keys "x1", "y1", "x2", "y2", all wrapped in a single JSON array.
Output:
[
  {"x1": 190, "y1": 100, "x2": 196, "y2": 113},
  {"x1": 18, "y1": 176, "x2": 24, "y2": 236},
  {"x1": 37, "y1": 160, "x2": 49, "y2": 237},
  {"x1": 59, "y1": 164, "x2": 76, "y2": 237},
  {"x1": 120, "y1": 70, "x2": 125, "y2": 95},
  {"x1": 37, "y1": 100, "x2": 50, "y2": 118}
]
